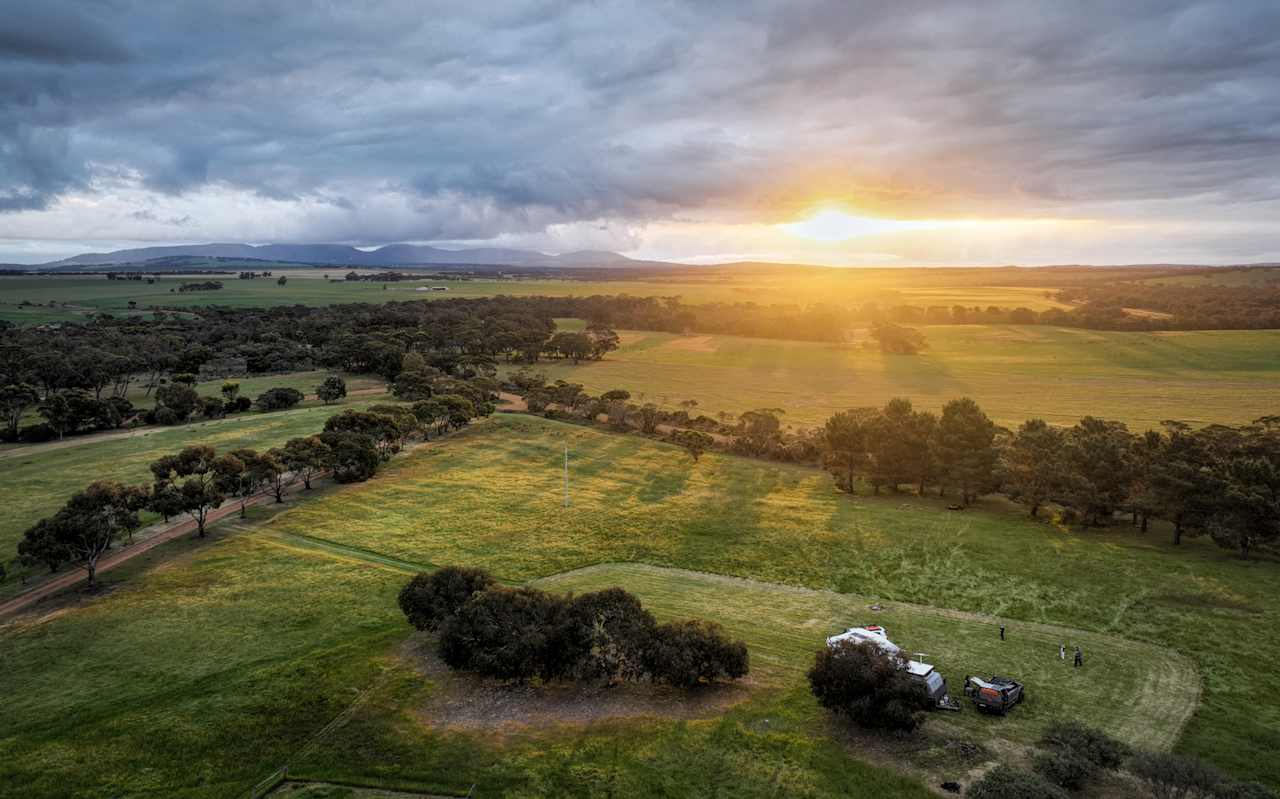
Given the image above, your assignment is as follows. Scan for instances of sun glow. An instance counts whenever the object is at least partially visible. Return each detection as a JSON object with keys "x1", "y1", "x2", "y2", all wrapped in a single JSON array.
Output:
[{"x1": 779, "y1": 209, "x2": 969, "y2": 241}]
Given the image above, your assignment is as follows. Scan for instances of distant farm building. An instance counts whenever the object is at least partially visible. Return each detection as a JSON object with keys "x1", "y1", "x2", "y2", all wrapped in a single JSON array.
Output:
[{"x1": 415, "y1": 286, "x2": 449, "y2": 292}]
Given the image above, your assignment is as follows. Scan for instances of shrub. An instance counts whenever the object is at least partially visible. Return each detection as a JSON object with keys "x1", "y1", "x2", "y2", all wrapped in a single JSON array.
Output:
[
  {"x1": 397, "y1": 567, "x2": 496, "y2": 631},
  {"x1": 1034, "y1": 749, "x2": 1094, "y2": 792},
  {"x1": 199, "y1": 396, "x2": 225, "y2": 419},
  {"x1": 438, "y1": 587, "x2": 562, "y2": 680},
  {"x1": 317, "y1": 431, "x2": 379, "y2": 483},
  {"x1": 18, "y1": 422, "x2": 57, "y2": 443},
  {"x1": 646, "y1": 619, "x2": 749, "y2": 687},
  {"x1": 316, "y1": 374, "x2": 347, "y2": 404},
  {"x1": 807, "y1": 640, "x2": 934, "y2": 732},
  {"x1": 1040, "y1": 720, "x2": 1131, "y2": 769},
  {"x1": 225, "y1": 395, "x2": 253, "y2": 414},
  {"x1": 255, "y1": 387, "x2": 304, "y2": 411},
  {"x1": 106, "y1": 396, "x2": 135, "y2": 425},
  {"x1": 155, "y1": 383, "x2": 200, "y2": 421},
  {"x1": 553, "y1": 588, "x2": 656, "y2": 682},
  {"x1": 1129, "y1": 751, "x2": 1224, "y2": 799},
  {"x1": 1218, "y1": 782, "x2": 1278, "y2": 799},
  {"x1": 968, "y1": 766, "x2": 1068, "y2": 799}
]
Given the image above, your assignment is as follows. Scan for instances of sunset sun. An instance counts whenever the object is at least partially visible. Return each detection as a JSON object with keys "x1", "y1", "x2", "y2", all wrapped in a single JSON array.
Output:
[{"x1": 779, "y1": 209, "x2": 960, "y2": 241}]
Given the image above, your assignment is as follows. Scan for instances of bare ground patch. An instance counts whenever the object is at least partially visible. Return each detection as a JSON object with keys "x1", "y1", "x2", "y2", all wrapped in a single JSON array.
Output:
[{"x1": 400, "y1": 635, "x2": 753, "y2": 734}]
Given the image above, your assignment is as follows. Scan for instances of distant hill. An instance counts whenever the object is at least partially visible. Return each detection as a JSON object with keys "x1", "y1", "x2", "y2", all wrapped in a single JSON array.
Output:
[{"x1": 38, "y1": 243, "x2": 647, "y2": 269}]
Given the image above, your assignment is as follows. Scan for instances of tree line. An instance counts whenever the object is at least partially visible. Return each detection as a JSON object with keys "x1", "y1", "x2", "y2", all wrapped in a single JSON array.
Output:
[
  {"x1": 1055, "y1": 282, "x2": 1280, "y2": 330},
  {"x1": 507, "y1": 376, "x2": 1280, "y2": 560},
  {"x1": 0, "y1": 298, "x2": 616, "y2": 442},
  {"x1": 1, "y1": 374, "x2": 342, "y2": 443}
]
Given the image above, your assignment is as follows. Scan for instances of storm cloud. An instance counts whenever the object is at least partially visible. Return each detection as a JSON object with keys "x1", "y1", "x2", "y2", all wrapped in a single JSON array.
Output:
[{"x1": 2, "y1": 0, "x2": 1280, "y2": 262}]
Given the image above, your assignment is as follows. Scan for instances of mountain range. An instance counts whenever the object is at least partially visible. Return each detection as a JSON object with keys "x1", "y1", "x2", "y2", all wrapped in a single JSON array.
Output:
[{"x1": 38, "y1": 243, "x2": 642, "y2": 269}]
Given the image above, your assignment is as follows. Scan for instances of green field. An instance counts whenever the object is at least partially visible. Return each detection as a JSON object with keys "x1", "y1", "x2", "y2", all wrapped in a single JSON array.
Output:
[
  {"x1": 0, "y1": 398, "x2": 385, "y2": 588},
  {"x1": 0, "y1": 272, "x2": 1070, "y2": 326},
  {"x1": 6, "y1": 371, "x2": 386, "y2": 431},
  {"x1": 124, "y1": 371, "x2": 385, "y2": 411},
  {"x1": 0, "y1": 506, "x2": 935, "y2": 799},
  {"x1": 529, "y1": 325, "x2": 1280, "y2": 429},
  {"x1": 3, "y1": 407, "x2": 1277, "y2": 795},
  {"x1": 260, "y1": 415, "x2": 1277, "y2": 783}
]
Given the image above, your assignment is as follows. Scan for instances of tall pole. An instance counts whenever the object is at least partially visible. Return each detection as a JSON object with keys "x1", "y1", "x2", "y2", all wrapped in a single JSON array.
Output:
[{"x1": 563, "y1": 442, "x2": 570, "y2": 507}]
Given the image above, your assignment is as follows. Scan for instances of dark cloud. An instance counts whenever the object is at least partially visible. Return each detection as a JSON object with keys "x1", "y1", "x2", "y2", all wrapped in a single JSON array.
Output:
[
  {"x1": 0, "y1": 4, "x2": 132, "y2": 65},
  {"x1": 1, "y1": 0, "x2": 1279, "y2": 247}
]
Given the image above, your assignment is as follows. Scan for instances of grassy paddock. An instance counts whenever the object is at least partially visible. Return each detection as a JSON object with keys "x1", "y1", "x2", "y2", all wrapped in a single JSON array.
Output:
[
  {"x1": 526, "y1": 324, "x2": 1280, "y2": 428},
  {"x1": 0, "y1": 510, "x2": 935, "y2": 799},
  {"x1": 265, "y1": 415, "x2": 1280, "y2": 784},
  {"x1": 0, "y1": 526, "x2": 405, "y2": 799},
  {"x1": 123, "y1": 370, "x2": 385, "y2": 411},
  {"x1": 3, "y1": 414, "x2": 1277, "y2": 795},
  {"x1": 0, "y1": 398, "x2": 386, "y2": 583},
  {"x1": 533, "y1": 563, "x2": 1196, "y2": 748}
]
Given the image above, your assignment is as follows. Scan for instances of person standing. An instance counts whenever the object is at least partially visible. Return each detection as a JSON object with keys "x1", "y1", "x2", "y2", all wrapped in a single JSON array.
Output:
[
  {"x1": 1000, "y1": 625, "x2": 1006, "y2": 641},
  {"x1": 1074, "y1": 646, "x2": 1083, "y2": 668},
  {"x1": 1060, "y1": 643, "x2": 1066, "y2": 661}
]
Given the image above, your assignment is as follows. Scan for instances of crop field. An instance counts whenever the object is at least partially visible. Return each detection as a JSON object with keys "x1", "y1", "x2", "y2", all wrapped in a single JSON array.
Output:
[
  {"x1": 530, "y1": 324, "x2": 1280, "y2": 429},
  {"x1": 0, "y1": 398, "x2": 386, "y2": 590},
  {"x1": 0, "y1": 271, "x2": 1071, "y2": 326}
]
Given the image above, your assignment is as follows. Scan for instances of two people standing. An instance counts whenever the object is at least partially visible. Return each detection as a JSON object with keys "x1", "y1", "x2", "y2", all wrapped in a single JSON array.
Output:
[{"x1": 1059, "y1": 642, "x2": 1084, "y2": 667}]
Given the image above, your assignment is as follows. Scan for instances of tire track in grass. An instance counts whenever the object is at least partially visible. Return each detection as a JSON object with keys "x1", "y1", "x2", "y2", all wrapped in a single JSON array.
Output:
[
  {"x1": 237, "y1": 533, "x2": 1204, "y2": 752},
  {"x1": 532, "y1": 562, "x2": 1201, "y2": 751}
]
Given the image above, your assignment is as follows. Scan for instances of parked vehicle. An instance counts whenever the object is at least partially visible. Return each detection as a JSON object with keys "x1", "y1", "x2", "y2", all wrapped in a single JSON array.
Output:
[{"x1": 963, "y1": 674, "x2": 1025, "y2": 714}]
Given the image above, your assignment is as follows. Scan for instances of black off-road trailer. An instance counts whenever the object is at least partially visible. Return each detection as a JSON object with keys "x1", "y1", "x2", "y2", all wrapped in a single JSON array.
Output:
[{"x1": 963, "y1": 675, "x2": 1025, "y2": 715}]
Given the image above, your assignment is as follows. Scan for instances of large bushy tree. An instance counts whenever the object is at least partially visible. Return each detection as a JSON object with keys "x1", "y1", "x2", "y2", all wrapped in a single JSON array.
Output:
[
  {"x1": 1001, "y1": 419, "x2": 1068, "y2": 517},
  {"x1": 823, "y1": 408, "x2": 876, "y2": 493},
  {"x1": 280, "y1": 436, "x2": 331, "y2": 489},
  {"x1": 18, "y1": 481, "x2": 148, "y2": 588},
  {"x1": 398, "y1": 566, "x2": 497, "y2": 632},
  {"x1": 807, "y1": 640, "x2": 933, "y2": 732},
  {"x1": 935, "y1": 397, "x2": 998, "y2": 505},
  {"x1": 149, "y1": 445, "x2": 225, "y2": 537}
]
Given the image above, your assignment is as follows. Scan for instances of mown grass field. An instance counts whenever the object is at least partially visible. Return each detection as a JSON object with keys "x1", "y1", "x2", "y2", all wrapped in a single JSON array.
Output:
[
  {"x1": 265, "y1": 415, "x2": 1279, "y2": 784},
  {"x1": 0, "y1": 397, "x2": 386, "y2": 590},
  {"x1": 533, "y1": 563, "x2": 1196, "y2": 749},
  {"x1": 529, "y1": 324, "x2": 1280, "y2": 428},
  {"x1": 0, "y1": 271, "x2": 1070, "y2": 326}
]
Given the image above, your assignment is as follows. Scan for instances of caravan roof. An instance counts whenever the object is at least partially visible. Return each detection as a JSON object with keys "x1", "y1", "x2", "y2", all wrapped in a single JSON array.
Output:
[{"x1": 825, "y1": 625, "x2": 902, "y2": 656}]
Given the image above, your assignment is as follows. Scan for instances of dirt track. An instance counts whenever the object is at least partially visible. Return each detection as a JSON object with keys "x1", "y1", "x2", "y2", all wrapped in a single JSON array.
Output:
[{"x1": 0, "y1": 479, "x2": 314, "y2": 620}]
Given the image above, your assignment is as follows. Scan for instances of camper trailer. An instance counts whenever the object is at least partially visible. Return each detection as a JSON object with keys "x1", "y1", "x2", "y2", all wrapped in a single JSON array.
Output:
[{"x1": 826, "y1": 625, "x2": 957, "y2": 709}]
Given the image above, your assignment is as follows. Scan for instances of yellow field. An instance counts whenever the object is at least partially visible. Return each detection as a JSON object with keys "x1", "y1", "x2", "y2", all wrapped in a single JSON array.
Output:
[{"x1": 530, "y1": 325, "x2": 1280, "y2": 429}]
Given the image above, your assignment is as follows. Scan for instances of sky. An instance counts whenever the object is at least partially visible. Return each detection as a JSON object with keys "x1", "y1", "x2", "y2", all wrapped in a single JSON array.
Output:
[{"x1": 2, "y1": 1, "x2": 1280, "y2": 266}]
